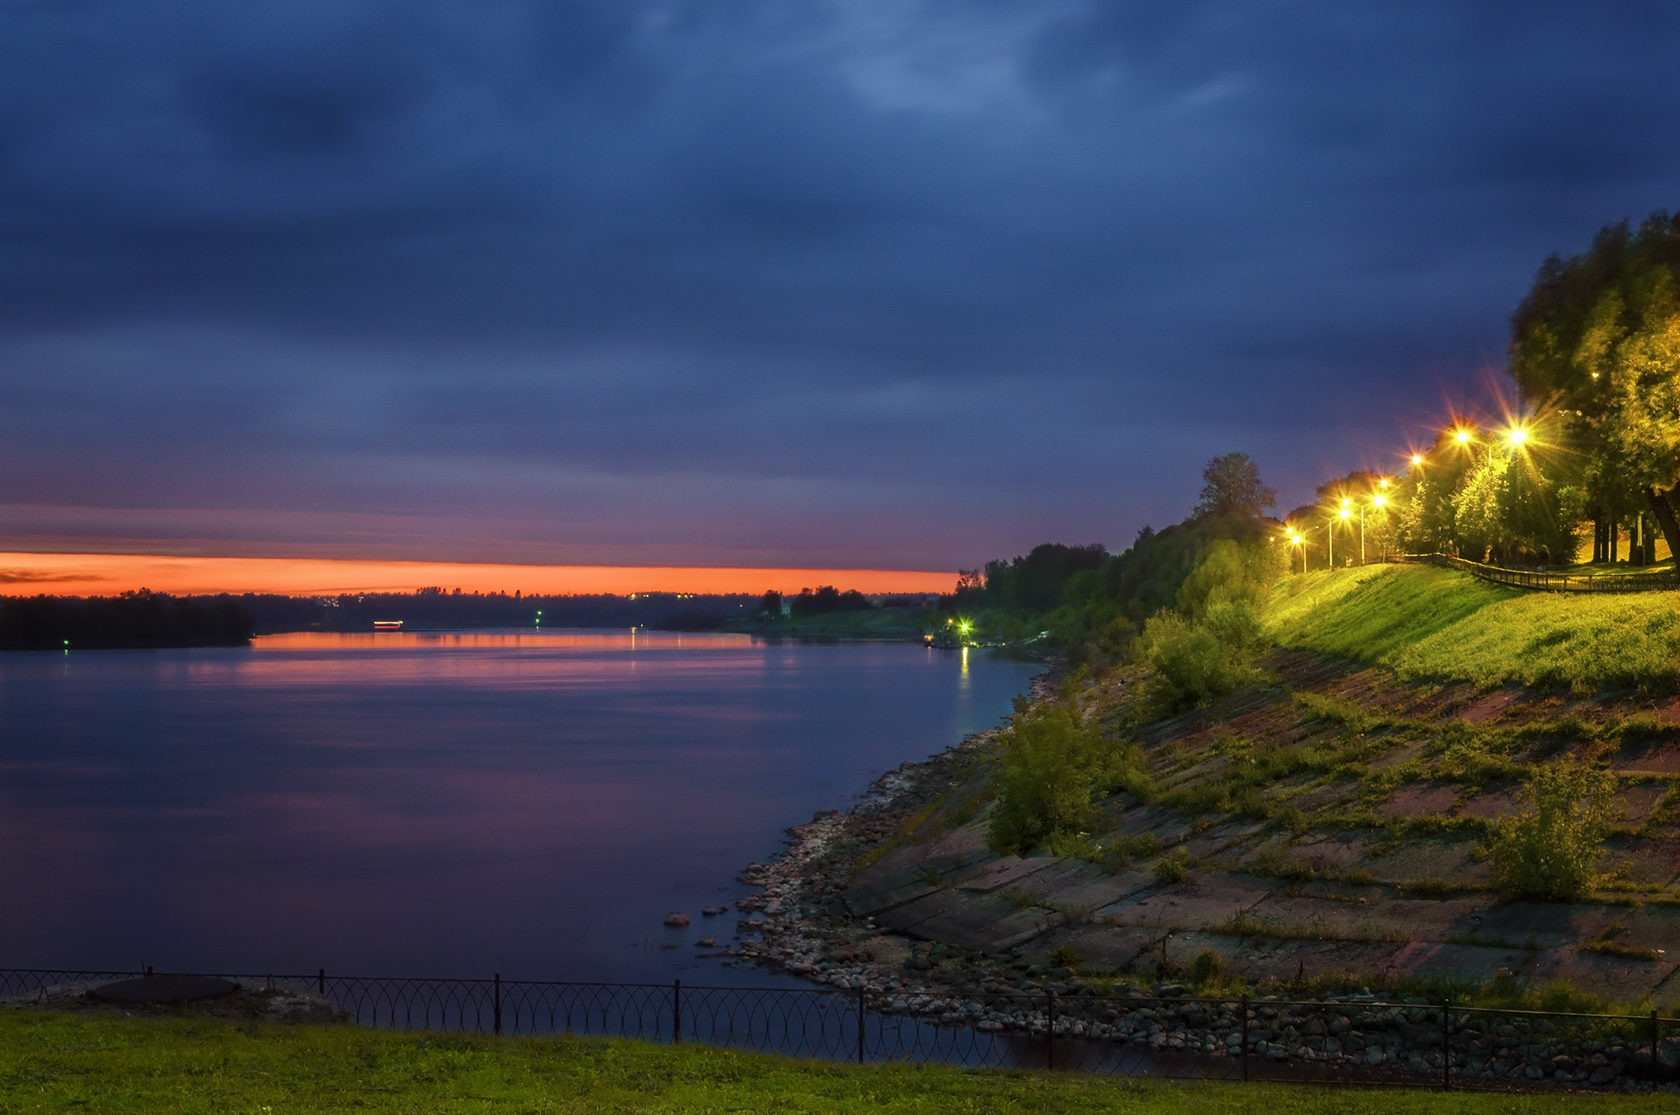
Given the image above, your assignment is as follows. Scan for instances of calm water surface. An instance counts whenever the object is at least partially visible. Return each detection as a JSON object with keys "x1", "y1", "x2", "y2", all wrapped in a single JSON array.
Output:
[{"x1": 0, "y1": 631, "x2": 1038, "y2": 983}]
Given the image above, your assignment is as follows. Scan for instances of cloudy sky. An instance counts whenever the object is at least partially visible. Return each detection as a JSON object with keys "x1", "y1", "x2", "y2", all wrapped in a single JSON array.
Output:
[{"x1": 2, "y1": 0, "x2": 1676, "y2": 582}]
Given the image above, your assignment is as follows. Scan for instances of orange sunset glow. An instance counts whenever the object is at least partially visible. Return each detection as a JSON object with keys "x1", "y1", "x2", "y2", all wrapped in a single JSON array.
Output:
[{"x1": 0, "y1": 553, "x2": 957, "y2": 599}]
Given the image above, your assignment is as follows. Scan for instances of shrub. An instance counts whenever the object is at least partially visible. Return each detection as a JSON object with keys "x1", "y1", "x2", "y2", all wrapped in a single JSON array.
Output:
[
  {"x1": 1189, "y1": 948, "x2": 1224, "y2": 988},
  {"x1": 1133, "y1": 601, "x2": 1265, "y2": 718},
  {"x1": 988, "y1": 698, "x2": 1134, "y2": 855},
  {"x1": 1153, "y1": 847, "x2": 1192, "y2": 884},
  {"x1": 1486, "y1": 759, "x2": 1616, "y2": 901}
]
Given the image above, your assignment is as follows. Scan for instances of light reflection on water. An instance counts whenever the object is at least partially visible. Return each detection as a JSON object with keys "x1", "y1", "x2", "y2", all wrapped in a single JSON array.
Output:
[{"x1": 0, "y1": 631, "x2": 1038, "y2": 983}]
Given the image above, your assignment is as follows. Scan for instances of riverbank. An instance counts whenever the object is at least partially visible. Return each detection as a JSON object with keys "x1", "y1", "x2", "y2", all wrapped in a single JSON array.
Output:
[{"x1": 730, "y1": 635, "x2": 1680, "y2": 1012}]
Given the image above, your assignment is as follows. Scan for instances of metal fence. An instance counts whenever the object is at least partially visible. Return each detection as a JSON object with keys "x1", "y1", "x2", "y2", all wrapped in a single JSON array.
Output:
[
  {"x1": 5, "y1": 967, "x2": 1677, "y2": 1092},
  {"x1": 1402, "y1": 552, "x2": 1678, "y2": 592}
]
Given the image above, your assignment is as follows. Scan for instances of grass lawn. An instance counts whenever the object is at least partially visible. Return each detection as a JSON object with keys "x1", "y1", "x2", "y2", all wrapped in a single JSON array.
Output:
[
  {"x1": 1264, "y1": 564, "x2": 1680, "y2": 691},
  {"x1": 0, "y1": 1010, "x2": 1665, "y2": 1114}
]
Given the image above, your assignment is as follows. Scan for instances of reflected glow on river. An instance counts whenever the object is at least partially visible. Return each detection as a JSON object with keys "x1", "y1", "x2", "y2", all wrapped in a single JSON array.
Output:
[{"x1": 0, "y1": 631, "x2": 1038, "y2": 982}]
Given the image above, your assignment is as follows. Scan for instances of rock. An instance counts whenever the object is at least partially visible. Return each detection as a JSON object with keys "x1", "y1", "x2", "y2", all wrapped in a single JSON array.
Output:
[
  {"x1": 696, "y1": 937, "x2": 717, "y2": 948},
  {"x1": 702, "y1": 905, "x2": 729, "y2": 916},
  {"x1": 663, "y1": 911, "x2": 691, "y2": 928}
]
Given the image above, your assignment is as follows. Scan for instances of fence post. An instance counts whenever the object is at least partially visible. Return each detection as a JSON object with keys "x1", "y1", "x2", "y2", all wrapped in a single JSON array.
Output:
[
  {"x1": 1240, "y1": 995, "x2": 1249, "y2": 1082},
  {"x1": 493, "y1": 972, "x2": 502, "y2": 1037},
  {"x1": 317, "y1": 968, "x2": 325, "y2": 996},
  {"x1": 673, "y1": 979, "x2": 682, "y2": 1045},
  {"x1": 856, "y1": 987, "x2": 867, "y2": 1064},
  {"x1": 1652, "y1": 1009, "x2": 1660, "y2": 1067},
  {"x1": 1046, "y1": 991, "x2": 1055, "y2": 1070},
  {"x1": 1441, "y1": 999, "x2": 1451, "y2": 1089}
]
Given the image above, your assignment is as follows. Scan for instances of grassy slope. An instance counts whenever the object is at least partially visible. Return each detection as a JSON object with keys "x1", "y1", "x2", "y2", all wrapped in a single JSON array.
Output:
[
  {"x1": 1264, "y1": 564, "x2": 1680, "y2": 692},
  {"x1": 0, "y1": 1010, "x2": 1650, "y2": 1114}
]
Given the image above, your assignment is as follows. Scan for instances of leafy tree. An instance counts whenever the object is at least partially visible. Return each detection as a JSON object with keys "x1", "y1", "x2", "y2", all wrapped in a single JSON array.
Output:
[
  {"x1": 758, "y1": 589, "x2": 782, "y2": 617},
  {"x1": 1509, "y1": 212, "x2": 1680, "y2": 558},
  {"x1": 1193, "y1": 453, "x2": 1276, "y2": 520}
]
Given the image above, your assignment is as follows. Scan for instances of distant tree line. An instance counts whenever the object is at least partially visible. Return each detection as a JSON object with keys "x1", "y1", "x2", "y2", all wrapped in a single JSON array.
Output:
[
  {"x1": 238, "y1": 589, "x2": 762, "y2": 633},
  {"x1": 942, "y1": 453, "x2": 1280, "y2": 667},
  {"x1": 0, "y1": 590, "x2": 255, "y2": 649},
  {"x1": 788, "y1": 585, "x2": 872, "y2": 617}
]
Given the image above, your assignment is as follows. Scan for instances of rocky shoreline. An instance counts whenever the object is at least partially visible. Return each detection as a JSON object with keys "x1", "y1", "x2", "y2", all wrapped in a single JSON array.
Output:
[{"x1": 722, "y1": 676, "x2": 1680, "y2": 1093}]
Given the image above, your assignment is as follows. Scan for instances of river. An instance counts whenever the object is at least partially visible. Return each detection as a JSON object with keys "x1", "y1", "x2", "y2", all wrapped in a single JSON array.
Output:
[{"x1": 0, "y1": 630, "x2": 1037, "y2": 984}]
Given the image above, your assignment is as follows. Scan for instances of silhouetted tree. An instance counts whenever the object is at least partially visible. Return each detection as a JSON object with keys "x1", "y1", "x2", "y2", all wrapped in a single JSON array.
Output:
[{"x1": 1193, "y1": 453, "x2": 1276, "y2": 520}]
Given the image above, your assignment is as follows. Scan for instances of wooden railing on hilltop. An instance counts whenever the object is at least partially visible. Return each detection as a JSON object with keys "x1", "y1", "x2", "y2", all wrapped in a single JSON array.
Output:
[{"x1": 1401, "y1": 553, "x2": 1678, "y2": 593}]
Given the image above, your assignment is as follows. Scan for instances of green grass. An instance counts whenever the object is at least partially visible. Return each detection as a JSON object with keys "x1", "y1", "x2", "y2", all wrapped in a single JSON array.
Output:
[
  {"x1": 0, "y1": 1009, "x2": 1654, "y2": 1114},
  {"x1": 1266, "y1": 564, "x2": 1680, "y2": 691}
]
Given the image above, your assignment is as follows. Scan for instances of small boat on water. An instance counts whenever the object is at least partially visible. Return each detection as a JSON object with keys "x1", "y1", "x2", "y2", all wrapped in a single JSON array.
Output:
[{"x1": 372, "y1": 620, "x2": 404, "y2": 632}]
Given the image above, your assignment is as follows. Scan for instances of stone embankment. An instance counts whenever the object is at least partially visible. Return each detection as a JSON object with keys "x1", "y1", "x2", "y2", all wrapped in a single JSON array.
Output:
[{"x1": 727, "y1": 704, "x2": 1679, "y2": 1091}]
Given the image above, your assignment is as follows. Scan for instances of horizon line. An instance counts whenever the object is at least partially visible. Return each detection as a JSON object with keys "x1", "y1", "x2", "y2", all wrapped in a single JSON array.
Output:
[{"x1": 0, "y1": 552, "x2": 958, "y2": 599}]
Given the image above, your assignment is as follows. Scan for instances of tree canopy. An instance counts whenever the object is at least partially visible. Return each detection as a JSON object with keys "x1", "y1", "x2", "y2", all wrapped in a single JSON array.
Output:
[
  {"x1": 1509, "y1": 211, "x2": 1680, "y2": 558},
  {"x1": 1193, "y1": 453, "x2": 1276, "y2": 521}
]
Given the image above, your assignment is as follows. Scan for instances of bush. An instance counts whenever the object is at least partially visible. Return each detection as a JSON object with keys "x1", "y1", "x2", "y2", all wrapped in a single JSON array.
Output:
[
  {"x1": 1486, "y1": 759, "x2": 1617, "y2": 901},
  {"x1": 1133, "y1": 599, "x2": 1265, "y2": 719},
  {"x1": 987, "y1": 697, "x2": 1143, "y2": 856},
  {"x1": 1153, "y1": 847, "x2": 1192, "y2": 884},
  {"x1": 1189, "y1": 949, "x2": 1225, "y2": 988}
]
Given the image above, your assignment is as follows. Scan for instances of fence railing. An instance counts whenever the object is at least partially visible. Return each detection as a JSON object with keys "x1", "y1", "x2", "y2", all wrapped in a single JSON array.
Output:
[
  {"x1": 1401, "y1": 553, "x2": 1678, "y2": 592},
  {"x1": 5, "y1": 967, "x2": 1677, "y2": 1092}
]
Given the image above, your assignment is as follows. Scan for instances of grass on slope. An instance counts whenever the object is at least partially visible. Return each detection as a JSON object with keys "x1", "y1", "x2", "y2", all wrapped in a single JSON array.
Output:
[
  {"x1": 0, "y1": 1010, "x2": 1655, "y2": 1115},
  {"x1": 1264, "y1": 564, "x2": 1680, "y2": 692}
]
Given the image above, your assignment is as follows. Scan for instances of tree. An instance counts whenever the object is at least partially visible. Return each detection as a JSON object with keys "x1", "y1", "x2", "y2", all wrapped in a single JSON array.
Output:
[
  {"x1": 758, "y1": 589, "x2": 782, "y2": 617},
  {"x1": 1193, "y1": 453, "x2": 1276, "y2": 520},
  {"x1": 1509, "y1": 212, "x2": 1680, "y2": 560}
]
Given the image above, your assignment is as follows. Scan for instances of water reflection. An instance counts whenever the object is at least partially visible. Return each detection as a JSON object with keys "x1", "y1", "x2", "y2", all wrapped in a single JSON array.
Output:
[{"x1": 0, "y1": 632, "x2": 1038, "y2": 982}]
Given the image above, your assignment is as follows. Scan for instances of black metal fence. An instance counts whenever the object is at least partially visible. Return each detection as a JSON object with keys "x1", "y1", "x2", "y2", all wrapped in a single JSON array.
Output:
[
  {"x1": 5, "y1": 967, "x2": 1677, "y2": 1092},
  {"x1": 1402, "y1": 553, "x2": 1677, "y2": 592}
]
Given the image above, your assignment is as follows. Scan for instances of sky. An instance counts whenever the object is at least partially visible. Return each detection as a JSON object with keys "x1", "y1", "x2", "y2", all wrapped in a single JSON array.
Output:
[{"x1": 3, "y1": 1, "x2": 1679, "y2": 595}]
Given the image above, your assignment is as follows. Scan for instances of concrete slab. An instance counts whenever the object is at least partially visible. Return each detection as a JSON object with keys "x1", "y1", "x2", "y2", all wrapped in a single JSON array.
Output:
[
  {"x1": 873, "y1": 889, "x2": 1049, "y2": 952},
  {"x1": 1361, "y1": 839, "x2": 1487, "y2": 887},
  {"x1": 1104, "y1": 877, "x2": 1272, "y2": 932},
  {"x1": 1283, "y1": 832, "x2": 1372, "y2": 874},
  {"x1": 1512, "y1": 951, "x2": 1679, "y2": 1006},
  {"x1": 1178, "y1": 934, "x2": 1402, "y2": 985},
  {"x1": 1242, "y1": 892, "x2": 1481, "y2": 944},
  {"x1": 1182, "y1": 820, "x2": 1268, "y2": 863},
  {"x1": 1375, "y1": 782, "x2": 1460, "y2": 820},
  {"x1": 951, "y1": 855, "x2": 1059, "y2": 895},
  {"x1": 1384, "y1": 940, "x2": 1532, "y2": 982},
  {"x1": 1044, "y1": 924, "x2": 1157, "y2": 971},
  {"x1": 1466, "y1": 902, "x2": 1622, "y2": 950}
]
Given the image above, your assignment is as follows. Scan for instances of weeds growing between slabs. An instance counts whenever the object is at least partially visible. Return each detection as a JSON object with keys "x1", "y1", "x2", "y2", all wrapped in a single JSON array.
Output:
[{"x1": 0, "y1": 1010, "x2": 1663, "y2": 1114}]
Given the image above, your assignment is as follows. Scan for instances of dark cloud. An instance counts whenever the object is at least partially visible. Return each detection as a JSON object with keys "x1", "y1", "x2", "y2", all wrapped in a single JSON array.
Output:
[{"x1": 2, "y1": 0, "x2": 1678, "y2": 571}]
